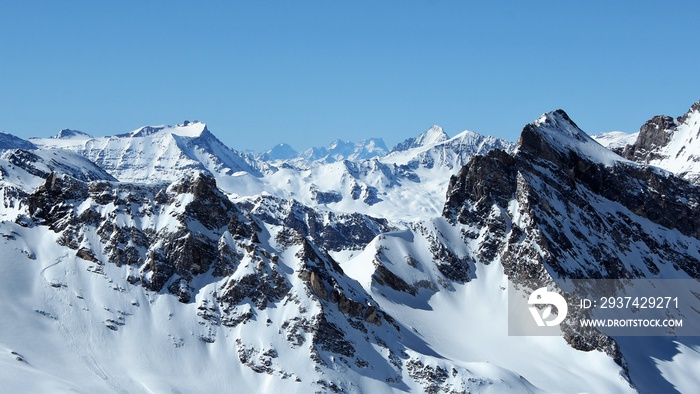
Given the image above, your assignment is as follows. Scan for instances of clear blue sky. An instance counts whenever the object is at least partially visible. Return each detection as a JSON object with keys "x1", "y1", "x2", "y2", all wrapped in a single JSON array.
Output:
[{"x1": 1, "y1": 1, "x2": 698, "y2": 152}]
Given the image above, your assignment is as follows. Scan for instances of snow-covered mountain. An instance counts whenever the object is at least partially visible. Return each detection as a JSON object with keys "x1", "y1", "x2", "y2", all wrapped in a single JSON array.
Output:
[
  {"x1": 32, "y1": 121, "x2": 266, "y2": 184},
  {"x1": 620, "y1": 102, "x2": 700, "y2": 185},
  {"x1": 1, "y1": 170, "x2": 549, "y2": 393},
  {"x1": 52, "y1": 129, "x2": 92, "y2": 140},
  {"x1": 301, "y1": 138, "x2": 389, "y2": 163},
  {"x1": 383, "y1": 126, "x2": 514, "y2": 170},
  {"x1": 258, "y1": 143, "x2": 299, "y2": 162},
  {"x1": 246, "y1": 126, "x2": 513, "y2": 221},
  {"x1": 259, "y1": 138, "x2": 390, "y2": 168},
  {"x1": 390, "y1": 125, "x2": 448, "y2": 152},
  {"x1": 591, "y1": 131, "x2": 639, "y2": 150},
  {"x1": 32, "y1": 122, "x2": 512, "y2": 221},
  {"x1": 2, "y1": 104, "x2": 700, "y2": 393},
  {"x1": 0, "y1": 147, "x2": 116, "y2": 192},
  {"x1": 0, "y1": 136, "x2": 116, "y2": 223},
  {"x1": 441, "y1": 110, "x2": 700, "y2": 393},
  {"x1": 0, "y1": 132, "x2": 37, "y2": 150}
]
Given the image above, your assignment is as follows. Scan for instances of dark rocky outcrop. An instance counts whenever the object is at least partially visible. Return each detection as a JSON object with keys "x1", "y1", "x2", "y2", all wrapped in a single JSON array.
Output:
[
  {"x1": 442, "y1": 109, "x2": 700, "y2": 371},
  {"x1": 621, "y1": 115, "x2": 676, "y2": 163},
  {"x1": 372, "y1": 263, "x2": 416, "y2": 296},
  {"x1": 28, "y1": 173, "x2": 249, "y2": 299},
  {"x1": 242, "y1": 195, "x2": 393, "y2": 252},
  {"x1": 445, "y1": 110, "x2": 700, "y2": 279}
]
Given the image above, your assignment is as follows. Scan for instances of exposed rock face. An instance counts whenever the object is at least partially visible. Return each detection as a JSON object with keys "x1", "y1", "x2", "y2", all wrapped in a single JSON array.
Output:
[
  {"x1": 372, "y1": 263, "x2": 417, "y2": 296},
  {"x1": 621, "y1": 115, "x2": 676, "y2": 162},
  {"x1": 445, "y1": 110, "x2": 700, "y2": 279},
  {"x1": 677, "y1": 101, "x2": 700, "y2": 123},
  {"x1": 442, "y1": 109, "x2": 700, "y2": 366},
  {"x1": 28, "y1": 173, "x2": 245, "y2": 301},
  {"x1": 517, "y1": 112, "x2": 700, "y2": 241},
  {"x1": 241, "y1": 194, "x2": 393, "y2": 252},
  {"x1": 620, "y1": 102, "x2": 700, "y2": 185},
  {"x1": 444, "y1": 149, "x2": 516, "y2": 216}
]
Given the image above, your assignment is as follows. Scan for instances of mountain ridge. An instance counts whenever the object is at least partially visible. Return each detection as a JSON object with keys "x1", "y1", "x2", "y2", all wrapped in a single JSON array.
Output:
[
  {"x1": 391, "y1": 125, "x2": 448, "y2": 152},
  {"x1": 620, "y1": 102, "x2": 700, "y2": 184}
]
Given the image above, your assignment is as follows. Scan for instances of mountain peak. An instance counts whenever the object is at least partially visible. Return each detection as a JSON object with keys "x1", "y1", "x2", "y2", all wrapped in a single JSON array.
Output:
[
  {"x1": 357, "y1": 137, "x2": 388, "y2": 153},
  {"x1": 52, "y1": 129, "x2": 92, "y2": 140},
  {"x1": 415, "y1": 125, "x2": 448, "y2": 146},
  {"x1": 259, "y1": 143, "x2": 298, "y2": 161},
  {"x1": 126, "y1": 121, "x2": 208, "y2": 138},
  {"x1": 532, "y1": 109, "x2": 583, "y2": 136},
  {"x1": 519, "y1": 109, "x2": 623, "y2": 166},
  {"x1": 391, "y1": 125, "x2": 448, "y2": 152},
  {"x1": 676, "y1": 100, "x2": 700, "y2": 124},
  {"x1": 327, "y1": 139, "x2": 351, "y2": 151}
]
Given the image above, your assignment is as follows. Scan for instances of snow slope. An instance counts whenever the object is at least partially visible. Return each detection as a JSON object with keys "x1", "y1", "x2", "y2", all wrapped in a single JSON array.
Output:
[
  {"x1": 591, "y1": 131, "x2": 639, "y2": 150},
  {"x1": 341, "y1": 219, "x2": 634, "y2": 393}
]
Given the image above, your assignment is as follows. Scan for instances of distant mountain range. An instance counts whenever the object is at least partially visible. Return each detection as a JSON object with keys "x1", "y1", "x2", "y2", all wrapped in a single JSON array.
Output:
[{"x1": 259, "y1": 138, "x2": 390, "y2": 164}]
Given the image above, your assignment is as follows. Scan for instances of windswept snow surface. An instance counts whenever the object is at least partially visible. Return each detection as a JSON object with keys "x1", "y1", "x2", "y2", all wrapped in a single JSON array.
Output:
[
  {"x1": 591, "y1": 131, "x2": 639, "y2": 149},
  {"x1": 654, "y1": 342, "x2": 700, "y2": 394}
]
